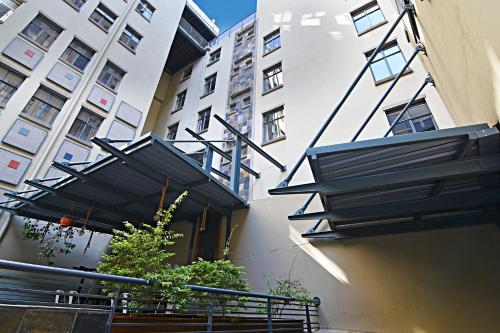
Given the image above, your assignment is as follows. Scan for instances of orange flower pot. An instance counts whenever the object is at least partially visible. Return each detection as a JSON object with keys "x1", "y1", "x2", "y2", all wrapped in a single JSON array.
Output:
[{"x1": 60, "y1": 216, "x2": 73, "y2": 227}]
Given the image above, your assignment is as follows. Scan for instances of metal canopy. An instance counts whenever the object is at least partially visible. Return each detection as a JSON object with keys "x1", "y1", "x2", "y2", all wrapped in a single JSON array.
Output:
[
  {"x1": 2, "y1": 134, "x2": 248, "y2": 234},
  {"x1": 271, "y1": 124, "x2": 500, "y2": 238}
]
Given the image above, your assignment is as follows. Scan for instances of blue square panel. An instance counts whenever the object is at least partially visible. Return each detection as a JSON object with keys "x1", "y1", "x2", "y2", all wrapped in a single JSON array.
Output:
[
  {"x1": 63, "y1": 152, "x2": 74, "y2": 161},
  {"x1": 18, "y1": 127, "x2": 30, "y2": 136}
]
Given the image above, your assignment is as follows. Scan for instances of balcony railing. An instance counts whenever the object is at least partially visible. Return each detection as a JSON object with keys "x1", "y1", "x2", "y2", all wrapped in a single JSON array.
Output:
[
  {"x1": 0, "y1": 260, "x2": 320, "y2": 332},
  {"x1": 179, "y1": 17, "x2": 209, "y2": 49}
]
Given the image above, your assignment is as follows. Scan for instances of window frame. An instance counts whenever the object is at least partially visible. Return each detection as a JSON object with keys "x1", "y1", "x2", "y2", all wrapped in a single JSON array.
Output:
[
  {"x1": 208, "y1": 48, "x2": 221, "y2": 65},
  {"x1": 202, "y1": 73, "x2": 217, "y2": 96},
  {"x1": 0, "y1": 62, "x2": 26, "y2": 108},
  {"x1": 119, "y1": 25, "x2": 142, "y2": 52},
  {"x1": 351, "y1": 1, "x2": 387, "y2": 35},
  {"x1": 20, "y1": 86, "x2": 67, "y2": 127},
  {"x1": 20, "y1": 14, "x2": 63, "y2": 50},
  {"x1": 263, "y1": 29, "x2": 281, "y2": 55},
  {"x1": 173, "y1": 90, "x2": 187, "y2": 111},
  {"x1": 166, "y1": 123, "x2": 179, "y2": 140},
  {"x1": 63, "y1": 0, "x2": 87, "y2": 11},
  {"x1": 97, "y1": 61, "x2": 126, "y2": 92},
  {"x1": 67, "y1": 107, "x2": 104, "y2": 143},
  {"x1": 136, "y1": 0, "x2": 155, "y2": 21},
  {"x1": 263, "y1": 62, "x2": 283, "y2": 94},
  {"x1": 0, "y1": 0, "x2": 22, "y2": 22},
  {"x1": 365, "y1": 41, "x2": 410, "y2": 84},
  {"x1": 181, "y1": 66, "x2": 192, "y2": 81},
  {"x1": 385, "y1": 99, "x2": 438, "y2": 136},
  {"x1": 196, "y1": 107, "x2": 211, "y2": 133},
  {"x1": 60, "y1": 38, "x2": 95, "y2": 72},
  {"x1": 262, "y1": 105, "x2": 286, "y2": 144},
  {"x1": 89, "y1": 3, "x2": 117, "y2": 32}
]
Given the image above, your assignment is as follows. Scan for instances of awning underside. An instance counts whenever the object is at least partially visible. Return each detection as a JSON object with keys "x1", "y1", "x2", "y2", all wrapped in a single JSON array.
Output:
[
  {"x1": 4, "y1": 134, "x2": 247, "y2": 233},
  {"x1": 283, "y1": 124, "x2": 500, "y2": 237}
]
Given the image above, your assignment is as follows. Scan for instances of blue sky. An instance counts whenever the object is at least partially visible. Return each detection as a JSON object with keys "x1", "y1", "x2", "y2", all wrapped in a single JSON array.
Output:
[{"x1": 195, "y1": 0, "x2": 257, "y2": 32}]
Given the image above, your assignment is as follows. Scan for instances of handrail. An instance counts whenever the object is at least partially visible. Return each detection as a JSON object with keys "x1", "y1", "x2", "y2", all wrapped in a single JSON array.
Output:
[{"x1": 0, "y1": 259, "x2": 295, "y2": 301}]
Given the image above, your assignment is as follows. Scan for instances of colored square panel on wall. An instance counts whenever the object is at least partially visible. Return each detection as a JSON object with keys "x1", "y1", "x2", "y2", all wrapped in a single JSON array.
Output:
[
  {"x1": 116, "y1": 102, "x2": 142, "y2": 128},
  {"x1": 3, "y1": 119, "x2": 48, "y2": 154},
  {"x1": 87, "y1": 85, "x2": 115, "y2": 112},
  {"x1": 106, "y1": 120, "x2": 136, "y2": 147},
  {"x1": 47, "y1": 62, "x2": 82, "y2": 92},
  {"x1": 44, "y1": 166, "x2": 68, "y2": 187},
  {"x1": 0, "y1": 149, "x2": 31, "y2": 185},
  {"x1": 2, "y1": 37, "x2": 44, "y2": 69},
  {"x1": 54, "y1": 140, "x2": 91, "y2": 164}
]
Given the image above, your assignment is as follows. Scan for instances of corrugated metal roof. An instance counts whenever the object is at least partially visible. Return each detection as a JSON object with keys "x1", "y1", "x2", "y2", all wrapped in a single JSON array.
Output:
[{"x1": 6, "y1": 134, "x2": 247, "y2": 233}]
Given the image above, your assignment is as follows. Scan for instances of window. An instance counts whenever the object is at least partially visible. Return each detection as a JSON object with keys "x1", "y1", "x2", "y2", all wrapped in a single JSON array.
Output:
[
  {"x1": 203, "y1": 73, "x2": 217, "y2": 96},
  {"x1": 167, "y1": 123, "x2": 178, "y2": 140},
  {"x1": 242, "y1": 96, "x2": 251, "y2": 108},
  {"x1": 263, "y1": 29, "x2": 280, "y2": 54},
  {"x1": 89, "y1": 3, "x2": 117, "y2": 32},
  {"x1": 68, "y1": 108, "x2": 103, "y2": 142},
  {"x1": 119, "y1": 25, "x2": 142, "y2": 52},
  {"x1": 182, "y1": 66, "x2": 192, "y2": 80},
  {"x1": 385, "y1": 100, "x2": 437, "y2": 135},
  {"x1": 197, "y1": 108, "x2": 211, "y2": 133},
  {"x1": 208, "y1": 49, "x2": 221, "y2": 64},
  {"x1": 0, "y1": 63, "x2": 25, "y2": 107},
  {"x1": 0, "y1": 0, "x2": 21, "y2": 22},
  {"x1": 21, "y1": 86, "x2": 66, "y2": 126},
  {"x1": 263, "y1": 106, "x2": 285, "y2": 143},
  {"x1": 136, "y1": 0, "x2": 154, "y2": 21},
  {"x1": 366, "y1": 42, "x2": 407, "y2": 82},
  {"x1": 174, "y1": 90, "x2": 186, "y2": 111},
  {"x1": 263, "y1": 63, "x2": 283, "y2": 93},
  {"x1": 21, "y1": 14, "x2": 63, "y2": 49},
  {"x1": 60, "y1": 39, "x2": 95, "y2": 71},
  {"x1": 64, "y1": 0, "x2": 87, "y2": 11},
  {"x1": 97, "y1": 61, "x2": 125, "y2": 91},
  {"x1": 351, "y1": 1, "x2": 386, "y2": 34}
]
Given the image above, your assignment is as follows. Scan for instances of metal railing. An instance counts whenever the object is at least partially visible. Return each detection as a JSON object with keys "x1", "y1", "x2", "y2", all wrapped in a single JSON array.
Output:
[
  {"x1": 0, "y1": 260, "x2": 320, "y2": 332},
  {"x1": 179, "y1": 17, "x2": 210, "y2": 49}
]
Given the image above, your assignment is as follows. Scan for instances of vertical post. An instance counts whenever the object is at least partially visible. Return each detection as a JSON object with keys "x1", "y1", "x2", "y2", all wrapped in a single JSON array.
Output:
[
  {"x1": 105, "y1": 285, "x2": 120, "y2": 333},
  {"x1": 305, "y1": 303, "x2": 312, "y2": 333},
  {"x1": 187, "y1": 219, "x2": 198, "y2": 264},
  {"x1": 225, "y1": 212, "x2": 232, "y2": 244},
  {"x1": 267, "y1": 298, "x2": 273, "y2": 333},
  {"x1": 202, "y1": 146, "x2": 214, "y2": 173},
  {"x1": 229, "y1": 136, "x2": 242, "y2": 193},
  {"x1": 207, "y1": 298, "x2": 214, "y2": 332}
]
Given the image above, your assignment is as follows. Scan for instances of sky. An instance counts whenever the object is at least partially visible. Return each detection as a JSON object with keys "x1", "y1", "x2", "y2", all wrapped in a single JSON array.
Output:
[{"x1": 194, "y1": 0, "x2": 257, "y2": 32}]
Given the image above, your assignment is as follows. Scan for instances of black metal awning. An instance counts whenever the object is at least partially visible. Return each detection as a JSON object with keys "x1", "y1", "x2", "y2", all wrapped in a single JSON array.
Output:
[
  {"x1": 2, "y1": 134, "x2": 248, "y2": 234},
  {"x1": 271, "y1": 124, "x2": 500, "y2": 238}
]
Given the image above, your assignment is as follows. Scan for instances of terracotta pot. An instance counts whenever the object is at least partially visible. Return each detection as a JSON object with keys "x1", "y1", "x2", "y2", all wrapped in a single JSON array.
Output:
[{"x1": 60, "y1": 216, "x2": 73, "y2": 227}]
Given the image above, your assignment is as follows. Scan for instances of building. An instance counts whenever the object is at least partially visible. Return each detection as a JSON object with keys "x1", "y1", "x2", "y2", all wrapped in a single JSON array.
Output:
[{"x1": 1, "y1": 0, "x2": 499, "y2": 332}]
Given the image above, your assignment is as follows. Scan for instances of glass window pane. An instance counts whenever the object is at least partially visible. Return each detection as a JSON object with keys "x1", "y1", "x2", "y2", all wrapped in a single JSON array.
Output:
[
  {"x1": 368, "y1": 10, "x2": 385, "y2": 26},
  {"x1": 355, "y1": 16, "x2": 371, "y2": 32},
  {"x1": 370, "y1": 61, "x2": 390, "y2": 81},
  {"x1": 386, "y1": 53, "x2": 406, "y2": 74}
]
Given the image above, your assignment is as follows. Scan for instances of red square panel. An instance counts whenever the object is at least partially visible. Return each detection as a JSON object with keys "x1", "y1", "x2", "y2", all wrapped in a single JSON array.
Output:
[
  {"x1": 100, "y1": 98, "x2": 108, "y2": 105},
  {"x1": 25, "y1": 49, "x2": 35, "y2": 58},
  {"x1": 8, "y1": 160, "x2": 20, "y2": 170}
]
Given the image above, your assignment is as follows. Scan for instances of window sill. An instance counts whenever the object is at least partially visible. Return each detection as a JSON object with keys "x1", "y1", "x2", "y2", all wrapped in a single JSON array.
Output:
[
  {"x1": 263, "y1": 46, "x2": 281, "y2": 57},
  {"x1": 197, "y1": 129, "x2": 208, "y2": 135},
  {"x1": 118, "y1": 40, "x2": 138, "y2": 54},
  {"x1": 18, "y1": 33, "x2": 49, "y2": 52},
  {"x1": 374, "y1": 69, "x2": 413, "y2": 86},
  {"x1": 262, "y1": 84, "x2": 283, "y2": 96},
  {"x1": 66, "y1": 134, "x2": 94, "y2": 148},
  {"x1": 59, "y1": 59, "x2": 85, "y2": 75},
  {"x1": 207, "y1": 59, "x2": 219, "y2": 67},
  {"x1": 96, "y1": 81, "x2": 119, "y2": 95},
  {"x1": 262, "y1": 135, "x2": 286, "y2": 146},
  {"x1": 200, "y1": 90, "x2": 215, "y2": 99},
  {"x1": 63, "y1": 0, "x2": 82, "y2": 12},
  {"x1": 357, "y1": 21, "x2": 388, "y2": 37},
  {"x1": 19, "y1": 113, "x2": 53, "y2": 130},
  {"x1": 88, "y1": 18, "x2": 111, "y2": 34},
  {"x1": 172, "y1": 107, "x2": 183, "y2": 113},
  {"x1": 179, "y1": 75, "x2": 191, "y2": 83}
]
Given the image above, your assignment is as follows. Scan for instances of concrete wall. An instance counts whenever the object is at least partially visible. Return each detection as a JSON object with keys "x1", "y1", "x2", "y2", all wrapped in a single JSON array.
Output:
[{"x1": 411, "y1": 0, "x2": 500, "y2": 126}]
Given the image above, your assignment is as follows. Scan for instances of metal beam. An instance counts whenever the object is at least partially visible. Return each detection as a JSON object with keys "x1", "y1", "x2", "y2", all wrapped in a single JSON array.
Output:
[
  {"x1": 214, "y1": 114, "x2": 286, "y2": 172},
  {"x1": 185, "y1": 128, "x2": 260, "y2": 178},
  {"x1": 289, "y1": 188, "x2": 500, "y2": 223},
  {"x1": 271, "y1": 154, "x2": 500, "y2": 195},
  {"x1": 229, "y1": 135, "x2": 242, "y2": 193},
  {"x1": 24, "y1": 180, "x2": 146, "y2": 221}
]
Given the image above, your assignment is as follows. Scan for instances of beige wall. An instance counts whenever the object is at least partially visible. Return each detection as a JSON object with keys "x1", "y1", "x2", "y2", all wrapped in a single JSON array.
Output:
[{"x1": 411, "y1": 0, "x2": 500, "y2": 126}]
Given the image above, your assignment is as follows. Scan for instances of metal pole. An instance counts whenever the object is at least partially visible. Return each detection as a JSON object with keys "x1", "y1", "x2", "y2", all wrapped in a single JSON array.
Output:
[
  {"x1": 305, "y1": 303, "x2": 312, "y2": 333},
  {"x1": 384, "y1": 74, "x2": 433, "y2": 137},
  {"x1": 105, "y1": 285, "x2": 120, "y2": 333},
  {"x1": 207, "y1": 298, "x2": 214, "y2": 332},
  {"x1": 229, "y1": 136, "x2": 242, "y2": 193},
  {"x1": 351, "y1": 43, "x2": 425, "y2": 141},
  {"x1": 267, "y1": 298, "x2": 273, "y2": 333},
  {"x1": 276, "y1": 4, "x2": 411, "y2": 189},
  {"x1": 202, "y1": 146, "x2": 214, "y2": 173}
]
